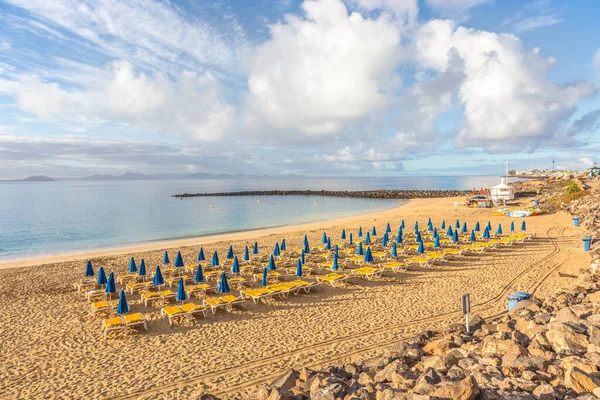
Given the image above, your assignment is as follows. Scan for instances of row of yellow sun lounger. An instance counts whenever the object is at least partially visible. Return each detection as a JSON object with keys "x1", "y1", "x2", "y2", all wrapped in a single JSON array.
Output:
[{"x1": 240, "y1": 279, "x2": 319, "y2": 303}]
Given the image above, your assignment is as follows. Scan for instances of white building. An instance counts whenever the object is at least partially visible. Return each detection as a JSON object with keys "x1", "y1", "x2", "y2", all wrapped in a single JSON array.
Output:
[{"x1": 490, "y1": 178, "x2": 515, "y2": 203}]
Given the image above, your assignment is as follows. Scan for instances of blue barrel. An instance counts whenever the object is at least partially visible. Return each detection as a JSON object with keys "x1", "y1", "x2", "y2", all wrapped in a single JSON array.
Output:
[
  {"x1": 508, "y1": 291, "x2": 531, "y2": 312},
  {"x1": 573, "y1": 218, "x2": 580, "y2": 227},
  {"x1": 583, "y1": 237, "x2": 593, "y2": 251},
  {"x1": 533, "y1": 199, "x2": 539, "y2": 206}
]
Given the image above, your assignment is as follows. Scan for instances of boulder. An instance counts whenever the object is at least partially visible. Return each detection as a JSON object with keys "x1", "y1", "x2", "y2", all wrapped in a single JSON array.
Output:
[
  {"x1": 584, "y1": 291, "x2": 600, "y2": 303},
  {"x1": 388, "y1": 342, "x2": 423, "y2": 362},
  {"x1": 446, "y1": 365, "x2": 467, "y2": 381},
  {"x1": 510, "y1": 300, "x2": 540, "y2": 314},
  {"x1": 531, "y1": 383, "x2": 557, "y2": 400},
  {"x1": 431, "y1": 375, "x2": 480, "y2": 400},
  {"x1": 421, "y1": 354, "x2": 458, "y2": 373},
  {"x1": 271, "y1": 369, "x2": 300, "y2": 392},
  {"x1": 513, "y1": 330, "x2": 531, "y2": 347},
  {"x1": 588, "y1": 325, "x2": 600, "y2": 347},
  {"x1": 414, "y1": 368, "x2": 441, "y2": 386},
  {"x1": 363, "y1": 356, "x2": 391, "y2": 371},
  {"x1": 503, "y1": 356, "x2": 551, "y2": 372},
  {"x1": 560, "y1": 356, "x2": 598, "y2": 374},
  {"x1": 312, "y1": 383, "x2": 346, "y2": 400},
  {"x1": 358, "y1": 372, "x2": 374, "y2": 386},
  {"x1": 373, "y1": 360, "x2": 408, "y2": 384},
  {"x1": 469, "y1": 314, "x2": 485, "y2": 331},
  {"x1": 585, "y1": 352, "x2": 600, "y2": 367},
  {"x1": 480, "y1": 336, "x2": 528, "y2": 357},
  {"x1": 555, "y1": 307, "x2": 581, "y2": 325},
  {"x1": 565, "y1": 367, "x2": 600, "y2": 394},
  {"x1": 508, "y1": 377, "x2": 538, "y2": 392},
  {"x1": 423, "y1": 339, "x2": 455, "y2": 356},
  {"x1": 545, "y1": 326, "x2": 589, "y2": 355},
  {"x1": 535, "y1": 313, "x2": 552, "y2": 325},
  {"x1": 375, "y1": 388, "x2": 428, "y2": 400},
  {"x1": 298, "y1": 367, "x2": 316, "y2": 382}
]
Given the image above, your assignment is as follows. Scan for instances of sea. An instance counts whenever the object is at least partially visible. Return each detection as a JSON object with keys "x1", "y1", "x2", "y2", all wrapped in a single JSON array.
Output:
[{"x1": 0, "y1": 176, "x2": 519, "y2": 261}]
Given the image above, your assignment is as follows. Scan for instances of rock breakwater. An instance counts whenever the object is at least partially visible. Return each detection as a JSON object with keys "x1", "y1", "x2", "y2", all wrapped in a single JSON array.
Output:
[
  {"x1": 173, "y1": 189, "x2": 469, "y2": 200},
  {"x1": 199, "y1": 268, "x2": 600, "y2": 400}
]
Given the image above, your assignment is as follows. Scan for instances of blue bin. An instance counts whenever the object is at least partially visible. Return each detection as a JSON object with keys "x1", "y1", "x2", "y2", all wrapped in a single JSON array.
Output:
[
  {"x1": 507, "y1": 291, "x2": 531, "y2": 312},
  {"x1": 583, "y1": 237, "x2": 593, "y2": 251},
  {"x1": 533, "y1": 199, "x2": 539, "y2": 206},
  {"x1": 573, "y1": 218, "x2": 580, "y2": 227}
]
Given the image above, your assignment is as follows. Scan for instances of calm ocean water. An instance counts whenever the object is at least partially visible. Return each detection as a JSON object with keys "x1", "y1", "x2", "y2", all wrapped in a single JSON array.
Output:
[{"x1": 0, "y1": 176, "x2": 517, "y2": 261}]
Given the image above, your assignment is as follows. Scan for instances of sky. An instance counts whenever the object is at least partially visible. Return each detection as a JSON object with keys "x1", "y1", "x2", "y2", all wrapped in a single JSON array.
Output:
[{"x1": 0, "y1": 0, "x2": 599, "y2": 179}]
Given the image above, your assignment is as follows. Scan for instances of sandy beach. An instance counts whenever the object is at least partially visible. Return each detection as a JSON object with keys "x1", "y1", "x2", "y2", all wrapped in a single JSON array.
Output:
[{"x1": 0, "y1": 196, "x2": 588, "y2": 399}]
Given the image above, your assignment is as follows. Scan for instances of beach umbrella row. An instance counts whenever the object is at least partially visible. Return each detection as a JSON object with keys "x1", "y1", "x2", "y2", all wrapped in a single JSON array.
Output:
[{"x1": 85, "y1": 218, "x2": 532, "y2": 291}]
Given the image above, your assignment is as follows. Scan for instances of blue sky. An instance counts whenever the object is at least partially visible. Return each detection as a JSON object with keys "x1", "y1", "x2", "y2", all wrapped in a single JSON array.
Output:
[{"x1": 0, "y1": 0, "x2": 599, "y2": 179}]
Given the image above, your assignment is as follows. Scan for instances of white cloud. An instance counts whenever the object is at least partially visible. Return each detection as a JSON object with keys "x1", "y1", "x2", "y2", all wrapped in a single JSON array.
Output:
[
  {"x1": 415, "y1": 19, "x2": 596, "y2": 152},
  {"x1": 425, "y1": 0, "x2": 491, "y2": 19},
  {"x1": 511, "y1": 15, "x2": 562, "y2": 33},
  {"x1": 0, "y1": 61, "x2": 234, "y2": 141},
  {"x1": 349, "y1": 0, "x2": 419, "y2": 26},
  {"x1": 3, "y1": 0, "x2": 249, "y2": 76},
  {"x1": 594, "y1": 49, "x2": 600, "y2": 75},
  {"x1": 243, "y1": 0, "x2": 403, "y2": 136}
]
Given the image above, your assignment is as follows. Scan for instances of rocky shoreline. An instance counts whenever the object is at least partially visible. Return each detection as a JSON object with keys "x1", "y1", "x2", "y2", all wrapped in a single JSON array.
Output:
[
  {"x1": 199, "y1": 269, "x2": 600, "y2": 400},
  {"x1": 173, "y1": 189, "x2": 470, "y2": 200}
]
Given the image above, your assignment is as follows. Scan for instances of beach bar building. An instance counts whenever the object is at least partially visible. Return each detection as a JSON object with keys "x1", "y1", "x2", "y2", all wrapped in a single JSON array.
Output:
[{"x1": 490, "y1": 178, "x2": 515, "y2": 203}]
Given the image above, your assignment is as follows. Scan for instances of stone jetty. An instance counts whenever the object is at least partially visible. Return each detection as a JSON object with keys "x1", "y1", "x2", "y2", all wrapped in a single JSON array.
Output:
[{"x1": 173, "y1": 189, "x2": 469, "y2": 200}]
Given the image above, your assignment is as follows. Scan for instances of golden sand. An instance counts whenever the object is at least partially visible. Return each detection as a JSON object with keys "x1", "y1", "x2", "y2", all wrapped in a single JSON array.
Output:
[{"x1": 0, "y1": 197, "x2": 588, "y2": 399}]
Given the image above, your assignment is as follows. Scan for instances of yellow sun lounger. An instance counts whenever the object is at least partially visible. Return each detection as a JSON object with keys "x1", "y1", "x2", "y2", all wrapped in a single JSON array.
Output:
[
  {"x1": 117, "y1": 274, "x2": 138, "y2": 285},
  {"x1": 180, "y1": 303, "x2": 208, "y2": 318},
  {"x1": 441, "y1": 248, "x2": 463, "y2": 257},
  {"x1": 220, "y1": 295, "x2": 246, "y2": 310},
  {"x1": 141, "y1": 290, "x2": 176, "y2": 307},
  {"x1": 286, "y1": 280, "x2": 319, "y2": 293},
  {"x1": 103, "y1": 312, "x2": 148, "y2": 337},
  {"x1": 126, "y1": 281, "x2": 154, "y2": 294},
  {"x1": 161, "y1": 306, "x2": 188, "y2": 325},
  {"x1": 203, "y1": 295, "x2": 246, "y2": 314},
  {"x1": 380, "y1": 261, "x2": 407, "y2": 273},
  {"x1": 267, "y1": 283, "x2": 295, "y2": 297},
  {"x1": 165, "y1": 275, "x2": 192, "y2": 288},
  {"x1": 186, "y1": 283, "x2": 216, "y2": 297},
  {"x1": 228, "y1": 277, "x2": 248, "y2": 289},
  {"x1": 473, "y1": 242, "x2": 496, "y2": 249},
  {"x1": 406, "y1": 256, "x2": 431, "y2": 267},
  {"x1": 316, "y1": 273, "x2": 349, "y2": 287},
  {"x1": 85, "y1": 290, "x2": 107, "y2": 302},
  {"x1": 240, "y1": 288, "x2": 275, "y2": 303},
  {"x1": 319, "y1": 260, "x2": 342, "y2": 270},
  {"x1": 345, "y1": 256, "x2": 365, "y2": 264},
  {"x1": 509, "y1": 233, "x2": 531, "y2": 242},
  {"x1": 424, "y1": 252, "x2": 445, "y2": 262},
  {"x1": 371, "y1": 251, "x2": 387, "y2": 259},
  {"x1": 161, "y1": 303, "x2": 208, "y2": 325},
  {"x1": 286, "y1": 265, "x2": 313, "y2": 276},
  {"x1": 461, "y1": 244, "x2": 486, "y2": 253},
  {"x1": 352, "y1": 266, "x2": 383, "y2": 279},
  {"x1": 92, "y1": 299, "x2": 119, "y2": 315},
  {"x1": 253, "y1": 271, "x2": 282, "y2": 282},
  {"x1": 240, "y1": 265, "x2": 259, "y2": 275},
  {"x1": 74, "y1": 281, "x2": 97, "y2": 292}
]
